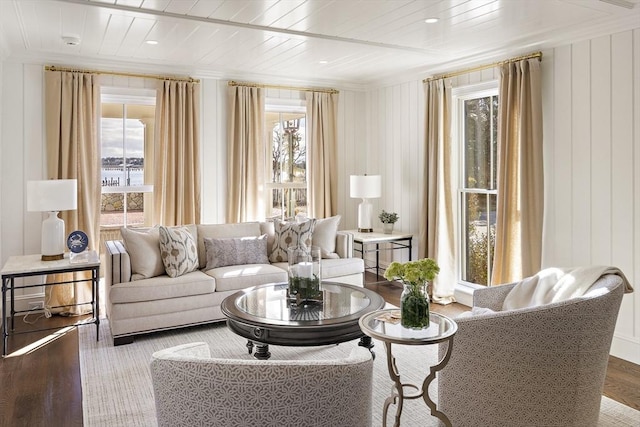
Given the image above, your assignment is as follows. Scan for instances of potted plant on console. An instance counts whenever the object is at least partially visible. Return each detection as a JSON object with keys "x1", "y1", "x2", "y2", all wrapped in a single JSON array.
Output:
[{"x1": 379, "y1": 210, "x2": 399, "y2": 234}]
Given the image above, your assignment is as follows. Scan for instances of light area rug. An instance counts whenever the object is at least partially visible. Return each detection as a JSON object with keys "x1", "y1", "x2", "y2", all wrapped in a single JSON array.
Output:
[{"x1": 79, "y1": 320, "x2": 640, "y2": 427}]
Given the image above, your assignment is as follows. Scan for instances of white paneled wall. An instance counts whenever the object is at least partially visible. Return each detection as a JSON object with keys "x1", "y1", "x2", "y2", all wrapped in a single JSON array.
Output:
[{"x1": 543, "y1": 30, "x2": 639, "y2": 363}]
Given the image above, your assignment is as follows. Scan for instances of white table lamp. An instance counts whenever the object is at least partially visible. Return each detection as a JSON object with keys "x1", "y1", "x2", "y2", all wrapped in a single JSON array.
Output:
[
  {"x1": 350, "y1": 175, "x2": 381, "y2": 232},
  {"x1": 27, "y1": 179, "x2": 78, "y2": 261}
]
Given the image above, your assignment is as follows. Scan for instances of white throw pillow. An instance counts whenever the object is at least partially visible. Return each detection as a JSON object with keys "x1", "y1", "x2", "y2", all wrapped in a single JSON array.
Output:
[
  {"x1": 312, "y1": 215, "x2": 341, "y2": 259},
  {"x1": 204, "y1": 234, "x2": 269, "y2": 270},
  {"x1": 120, "y1": 226, "x2": 165, "y2": 280},
  {"x1": 268, "y1": 219, "x2": 316, "y2": 263},
  {"x1": 159, "y1": 226, "x2": 199, "y2": 278}
]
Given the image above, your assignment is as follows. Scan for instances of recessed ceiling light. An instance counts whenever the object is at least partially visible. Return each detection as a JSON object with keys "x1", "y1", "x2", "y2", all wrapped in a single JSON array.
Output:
[
  {"x1": 319, "y1": 60, "x2": 329, "y2": 64},
  {"x1": 424, "y1": 18, "x2": 439, "y2": 24},
  {"x1": 145, "y1": 40, "x2": 158, "y2": 45}
]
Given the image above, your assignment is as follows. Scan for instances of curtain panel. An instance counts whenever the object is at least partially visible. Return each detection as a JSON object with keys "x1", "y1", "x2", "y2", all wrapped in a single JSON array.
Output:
[
  {"x1": 226, "y1": 85, "x2": 265, "y2": 223},
  {"x1": 44, "y1": 70, "x2": 101, "y2": 315},
  {"x1": 420, "y1": 79, "x2": 456, "y2": 304},
  {"x1": 154, "y1": 80, "x2": 201, "y2": 226},
  {"x1": 306, "y1": 91, "x2": 338, "y2": 218},
  {"x1": 492, "y1": 58, "x2": 544, "y2": 284}
]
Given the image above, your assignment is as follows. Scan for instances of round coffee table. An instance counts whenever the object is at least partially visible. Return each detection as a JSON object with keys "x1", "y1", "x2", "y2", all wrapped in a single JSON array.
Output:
[{"x1": 221, "y1": 282, "x2": 385, "y2": 359}]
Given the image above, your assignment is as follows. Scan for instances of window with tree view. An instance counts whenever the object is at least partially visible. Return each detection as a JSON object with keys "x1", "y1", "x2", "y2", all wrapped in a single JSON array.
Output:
[
  {"x1": 265, "y1": 110, "x2": 307, "y2": 220},
  {"x1": 459, "y1": 90, "x2": 498, "y2": 286}
]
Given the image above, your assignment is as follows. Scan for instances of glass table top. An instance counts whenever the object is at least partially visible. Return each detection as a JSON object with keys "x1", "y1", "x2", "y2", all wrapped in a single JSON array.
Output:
[
  {"x1": 230, "y1": 282, "x2": 385, "y2": 326},
  {"x1": 359, "y1": 309, "x2": 457, "y2": 345}
]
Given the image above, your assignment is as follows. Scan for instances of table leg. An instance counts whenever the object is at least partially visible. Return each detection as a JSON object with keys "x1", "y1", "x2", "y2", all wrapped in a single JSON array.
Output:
[
  {"x1": 246, "y1": 340, "x2": 254, "y2": 355},
  {"x1": 422, "y1": 337, "x2": 455, "y2": 427},
  {"x1": 2, "y1": 277, "x2": 8, "y2": 357},
  {"x1": 358, "y1": 335, "x2": 375, "y2": 359},
  {"x1": 254, "y1": 343, "x2": 271, "y2": 360},
  {"x1": 94, "y1": 267, "x2": 100, "y2": 341},
  {"x1": 382, "y1": 341, "x2": 406, "y2": 427}
]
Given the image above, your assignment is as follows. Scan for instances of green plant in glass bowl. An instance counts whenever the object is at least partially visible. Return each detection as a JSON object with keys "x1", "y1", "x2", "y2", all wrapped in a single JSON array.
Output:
[{"x1": 383, "y1": 258, "x2": 439, "y2": 329}]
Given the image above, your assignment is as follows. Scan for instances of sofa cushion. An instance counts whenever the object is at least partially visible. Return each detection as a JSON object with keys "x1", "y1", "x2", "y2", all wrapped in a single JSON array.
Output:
[
  {"x1": 272, "y1": 257, "x2": 364, "y2": 280},
  {"x1": 109, "y1": 270, "x2": 215, "y2": 304},
  {"x1": 120, "y1": 226, "x2": 165, "y2": 280},
  {"x1": 203, "y1": 264, "x2": 288, "y2": 292},
  {"x1": 312, "y1": 215, "x2": 341, "y2": 259},
  {"x1": 196, "y1": 222, "x2": 262, "y2": 269},
  {"x1": 204, "y1": 234, "x2": 269, "y2": 269},
  {"x1": 268, "y1": 219, "x2": 316, "y2": 263},
  {"x1": 159, "y1": 226, "x2": 199, "y2": 278}
]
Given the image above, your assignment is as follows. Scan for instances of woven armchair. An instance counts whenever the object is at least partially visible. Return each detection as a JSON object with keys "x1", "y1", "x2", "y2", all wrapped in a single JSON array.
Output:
[
  {"x1": 438, "y1": 274, "x2": 626, "y2": 427},
  {"x1": 150, "y1": 342, "x2": 373, "y2": 427}
]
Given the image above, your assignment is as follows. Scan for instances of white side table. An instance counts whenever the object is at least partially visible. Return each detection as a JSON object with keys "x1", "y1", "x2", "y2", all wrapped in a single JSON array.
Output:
[
  {"x1": 344, "y1": 230, "x2": 413, "y2": 282},
  {"x1": 1, "y1": 251, "x2": 100, "y2": 357},
  {"x1": 359, "y1": 309, "x2": 457, "y2": 427}
]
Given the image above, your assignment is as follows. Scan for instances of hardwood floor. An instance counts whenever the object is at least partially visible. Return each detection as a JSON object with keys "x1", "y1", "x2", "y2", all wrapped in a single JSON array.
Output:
[{"x1": 0, "y1": 277, "x2": 638, "y2": 427}]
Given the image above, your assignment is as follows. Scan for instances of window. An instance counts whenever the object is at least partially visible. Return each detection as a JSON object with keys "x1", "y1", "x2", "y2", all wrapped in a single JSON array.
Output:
[
  {"x1": 100, "y1": 90, "x2": 155, "y2": 227},
  {"x1": 455, "y1": 84, "x2": 498, "y2": 286},
  {"x1": 264, "y1": 107, "x2": 307, "y2": 220}
]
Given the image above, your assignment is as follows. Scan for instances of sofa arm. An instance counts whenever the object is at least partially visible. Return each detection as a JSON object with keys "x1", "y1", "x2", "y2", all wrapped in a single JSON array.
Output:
[
  {"x1": 472, "y1": 282, "x2": 516, "y2": 310},
  {"x1": 104, "y1": 240, "x2": 132, "y2": 286},
  {"x1": 335, "y1": 231, "x2": 354, "y2": 258}
]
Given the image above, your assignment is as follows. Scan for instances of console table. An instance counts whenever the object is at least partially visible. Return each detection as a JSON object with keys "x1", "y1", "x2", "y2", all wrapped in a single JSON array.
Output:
[
  {"x1": 344, "y1": 230, "x2": 413, "y2": 283},
  {"x1": 1, "y1": 252, "x2": 100, "y2": 357},
  {"x1": 359, "y1": 309, "x2": 457, "y2": 427}
]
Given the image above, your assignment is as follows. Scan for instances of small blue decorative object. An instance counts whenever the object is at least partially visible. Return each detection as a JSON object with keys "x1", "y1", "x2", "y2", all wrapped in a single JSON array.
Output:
[{"x1": 67, "y1": 230, "x2": 89, "y2": 253}]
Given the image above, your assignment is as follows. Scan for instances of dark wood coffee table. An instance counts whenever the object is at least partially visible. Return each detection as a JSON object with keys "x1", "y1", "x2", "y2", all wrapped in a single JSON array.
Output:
[{"x1": 221, "y1": 282, "x2": 385, "y2": 359}]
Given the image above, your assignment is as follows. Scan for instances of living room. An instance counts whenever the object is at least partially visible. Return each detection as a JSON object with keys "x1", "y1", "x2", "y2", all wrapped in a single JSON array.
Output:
[{"x1": 1, "y1": 0, "x2": 639, "y2": 426}]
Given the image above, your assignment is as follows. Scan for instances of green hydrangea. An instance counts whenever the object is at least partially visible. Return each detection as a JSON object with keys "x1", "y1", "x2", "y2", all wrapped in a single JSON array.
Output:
[{"x1": 383, "y1": 258, "x2": 440, "y2": 284}]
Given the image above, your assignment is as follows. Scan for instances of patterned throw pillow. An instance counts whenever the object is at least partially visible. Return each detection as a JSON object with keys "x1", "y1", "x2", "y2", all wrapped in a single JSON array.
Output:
[
  {"x1": 268, "y1": 219, "x2": 316, "y2": 263},
  {"x1": 204, "y1": 234, "x2": 269, "y2": 270},
  {"x1": 159, "y1": 226, "x2": 199, "y2": 278}
]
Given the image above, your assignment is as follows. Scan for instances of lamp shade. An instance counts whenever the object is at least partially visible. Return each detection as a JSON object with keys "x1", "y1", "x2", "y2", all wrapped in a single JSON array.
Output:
[
  {"x1": 27, "y1": 179, "x2": 77, "y2": 212},
  {"x1": 350, "y1": 175, "x2": 381, "y2": 199}
]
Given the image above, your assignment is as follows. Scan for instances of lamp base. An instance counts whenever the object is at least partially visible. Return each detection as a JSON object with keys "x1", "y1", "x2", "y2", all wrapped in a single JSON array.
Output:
[
  {"x1": 41, "y1": 253, "x2": 64, "y2": 261},
  {"x1": 358, "y1": 228, "x2": 373, "y2": 233}
]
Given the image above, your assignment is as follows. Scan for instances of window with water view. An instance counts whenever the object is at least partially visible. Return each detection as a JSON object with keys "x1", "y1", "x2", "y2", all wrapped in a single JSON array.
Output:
[{"x1": 100, "y1": 100, "x2": 155, "y2": 227}]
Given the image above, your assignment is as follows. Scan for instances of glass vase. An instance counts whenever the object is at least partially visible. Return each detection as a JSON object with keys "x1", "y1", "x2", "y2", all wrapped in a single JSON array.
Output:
[
  {"x1": 287, "y1": 246, "x2": 322, "y2": 304},
  {"x1": 400, "y1": 282, "x2": 430, "y2": 329}
]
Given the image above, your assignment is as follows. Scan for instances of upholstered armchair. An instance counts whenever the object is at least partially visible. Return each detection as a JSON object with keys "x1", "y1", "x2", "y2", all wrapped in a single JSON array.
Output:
[
  {"x1": 150, "y1": 342, "x2": 373, "y2": 427},
  {"x1": 438, "y1": 273, "x2": 627, "y2": 427}
]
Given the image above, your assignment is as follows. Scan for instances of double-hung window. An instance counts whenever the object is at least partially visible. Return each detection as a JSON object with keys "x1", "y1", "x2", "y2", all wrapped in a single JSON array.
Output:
[
  {"x1": 264, "y1": 105, "x2": 307, "y2": 220},
  {"x1": 100, "y1": 89, "x2": 155, "y2": 228},
  {"x1": 454, "y1": 83, "x2": 499, "y2": 287}
]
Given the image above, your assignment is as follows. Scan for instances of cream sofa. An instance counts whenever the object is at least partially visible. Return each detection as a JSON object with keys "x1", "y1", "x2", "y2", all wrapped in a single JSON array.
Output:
[{"x1": 104, "y1": 220, "x2": 364, "y2": 345}]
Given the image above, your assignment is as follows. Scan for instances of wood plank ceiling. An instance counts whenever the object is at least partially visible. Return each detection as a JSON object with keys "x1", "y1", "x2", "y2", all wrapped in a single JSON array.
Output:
[{"x1": 0, "y1": 0, "x2": 639, "y2": 87}]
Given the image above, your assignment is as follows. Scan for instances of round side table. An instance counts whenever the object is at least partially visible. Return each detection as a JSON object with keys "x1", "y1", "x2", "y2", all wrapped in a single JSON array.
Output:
[{"x1": 359, "y1": 309, "x2": 457, "y2": 427}]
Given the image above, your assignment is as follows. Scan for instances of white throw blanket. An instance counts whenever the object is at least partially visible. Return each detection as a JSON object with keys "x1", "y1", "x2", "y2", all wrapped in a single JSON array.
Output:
[{"x1": 502, "y1": 266, "x2": 633, "y2": 310}]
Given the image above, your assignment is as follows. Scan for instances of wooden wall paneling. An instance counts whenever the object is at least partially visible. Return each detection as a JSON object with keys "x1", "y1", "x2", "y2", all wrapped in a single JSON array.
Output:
[
  {"x1": 399, "y1": 82, "x2": 411, "y2": 254},
  {"x1": 551, "y1": 45, "x2": 574, "y2": 267},
  {"x1": 200, "y1": 79, "x2": 221, "y2": 224},
  {"x1": 408, "y1": 80, "x2": 420, "y2": 261},
  {"x1": 589, "y1": 36, "x2": 613, "y2": 265},
  {"x1": 540, "y1": 50, "x2": 555, "y2": 268},
  {"x1": 24, "y1": 64, "x2": 43, "y2": 257},
  {"x1": 632, "y1": 28, "x2": 640, "y2": 347},
  {"x1": 610, "y1": 31, "x2": 635, "y2": 335},
  {"x1": 570, "y1": 40, "x2": 592, "y2": 265}
]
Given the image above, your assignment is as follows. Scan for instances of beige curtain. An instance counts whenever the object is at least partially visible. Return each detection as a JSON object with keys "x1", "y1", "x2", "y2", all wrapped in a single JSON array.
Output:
[
  {"x1": 306, "y1": 91, "x2": 338, "y2": 218},
  {"x1": 226, "y1": 85, "x2": 265, "y2": 223},
  {"x1": 154, "y1": 80, "x2": 201, "y2": 226},
  {"x1": 419, "y1": 79, "x2": 456, "y2": 304},
  {"x1": 492, "y1": 58, "x2": 544, "y2": 284},
  {"x1": 44, "y1": 70, "x2": 101, "y2": 315}
]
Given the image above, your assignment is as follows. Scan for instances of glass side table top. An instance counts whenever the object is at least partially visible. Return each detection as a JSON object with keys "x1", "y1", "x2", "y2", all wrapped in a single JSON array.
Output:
[
  {"x1": 359, "y1": 309, "x2": 457, "y2": 345},
  {"x1": 232, "y1": 282, "x2": 385, "y2": 326}
]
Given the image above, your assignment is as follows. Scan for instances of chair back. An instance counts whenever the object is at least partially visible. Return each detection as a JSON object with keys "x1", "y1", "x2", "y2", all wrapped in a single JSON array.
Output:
[{"x1": 151, "y1": 342, "x2": 373, "y2": 427}]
